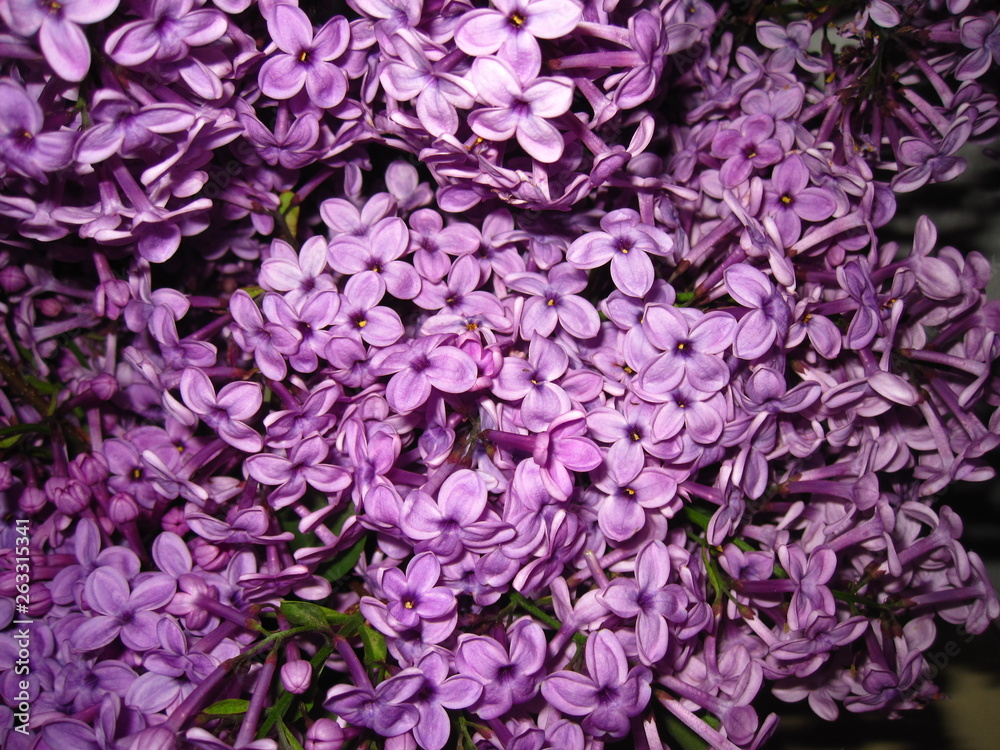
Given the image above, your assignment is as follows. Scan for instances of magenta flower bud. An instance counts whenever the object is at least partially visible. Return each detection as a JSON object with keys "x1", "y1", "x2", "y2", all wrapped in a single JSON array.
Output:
[
  {"x1": 0, "y1": 265, "x2": 27, "y2": 293},
  {"x1": 281, "y1": 659, "x2": 312, "y2": 694},
  {"x1": 108, "y1": 492, "x2": 140, "y2": 523},
  {"x1": 305, "y1": 719, "x2": 345, "y2": 750},
  {"x1": 191, "y1": 539, "x2": 226, "y2": 570},
  {"x1": 69, "y1": 452, "x2": 110, "y2": 485},
  {"x1": 161, "y1": 506, "x2": 189, "y2": 535},
  {"x1": 19, "y1": 487, "x2": 47, "y2": 513},
  {"x1": 37, "y1": 297, "x2": 63, "y2": 317}
]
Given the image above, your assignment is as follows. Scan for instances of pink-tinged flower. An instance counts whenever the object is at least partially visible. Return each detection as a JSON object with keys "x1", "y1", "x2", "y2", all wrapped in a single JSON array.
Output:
[
  {"x1": 455, "y1": 0, "x2": 582, "y2": 81},
  {"x1": 179, "y1": 368, "x2": 263, "y2": 453},
  {"x1": 245, "y1": 435, "x2": 351, "y2": 509},
  {"x1": 3, "y1": 0, "x2": 119, "y2": 81},
  {"x1": 542, "y1": 630, "x2": 652, "y2": 738},
  {"x1": 258, "y1": 5, "x2": 350, "y2": 108},
  {"x1": 566, "y1": 208, "x2": 674, "y2": 298},
  {"x1": 468, "y1": 56, "x2": 573, "y2": 163},
  {"x1": 369, "y1": 334, "x2": 479, "y2": 413}
]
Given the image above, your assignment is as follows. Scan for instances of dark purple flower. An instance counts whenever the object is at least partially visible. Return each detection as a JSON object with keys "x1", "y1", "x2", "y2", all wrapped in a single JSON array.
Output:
[
  {"x1": 324, "y1": 668, "x2": 422, "y2": 737},
  {"x1": 0, "y1": 79, "x2": 75, "y2": 181}
]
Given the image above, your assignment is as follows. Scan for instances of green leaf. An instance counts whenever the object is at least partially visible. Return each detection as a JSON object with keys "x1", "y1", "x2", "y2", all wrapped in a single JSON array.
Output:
[
  {"x1": 280, "y1": 601, "x2": 334, "y2": 632},
  {"x1": 277, "y1": 718, "x2": 306, "y2": 750},
  {"x1": 24, "y1": 375, "x2": 60, "y2": 396},
  {"x1": 202, "y1": 698, "x2": 250, "y2": 716},
  {"x1": 321, "y1": 533, "x2": 367, "y2": 583},
  {"x1": 664, "y1": 714, "x2": 710, "y2": 750},
  {"x1": 359, "y1": 623, "x2": 387, "y2": 666}
]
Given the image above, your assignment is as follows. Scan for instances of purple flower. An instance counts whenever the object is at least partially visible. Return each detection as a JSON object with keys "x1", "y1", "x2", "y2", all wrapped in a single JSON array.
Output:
[
  {"x1": 0, "y1": 79, "x2": 75, "y2": 181},
  {"x1": 179, "y1": 367, "x2": 263, "y2": 453},
  {"x1": 764, "y1": 155, "x2": 837, "y2": 245},
  {"x1": 636, "y1": 306, "x2": 736, "y2": 395},
  {"x1": 711, "y1": 114, "x2": 785, "y2": 188},
  {"x1": 369, "y1": 334, "x2": 478, "y2": 413},
  {"x1": 331, "y1": 272, "x2": 404, "y2": 347},
  {"x1": 324, "y1": 668, "x2": 422, "y2": 737},
  {"x1": 892, "y1": 117, "x2": 972, "y2": 193},
  {"x1": 75, "y1": 91, "x2": 196, "y2": 164},
  {"x1": 259, "y1": 237, "x2": 336, "y2": 307},
  {"x1": 531, "y1": 410, "x2": 603, "y2": 499},
  {"x1": 360, "y1": 552, "x2": 457, "y2": 643},
  {"x1": 229, "y1": 290, "x2": 302, "y2": 381},
  {"x1": 379, "y1": 32, "x2": 477, "y2": 137},
  {"x1": 468, "y1": 56, "x2": 573, "y2": 163},
  {"x1": 258, "y1": 5, "x2": 350, "y2": 108},
  {"x1": 3, "y1": 0, "x2": 118, "y2": 81},
  {"x1": 245, "y1": 435, "x2": 351, "y2": 509},
  {"x1": 456, "y1": 618, "x2": 547, "y2": 719},
  {"x1": 455, "y1": 0, "x2": 582, "y2": 80},
  {"x1": 493, "y1": 336, "x2": 572, "y2": 432},
  {"x1": 406, "y1": 649, "x2": 483, "y2": 750},
  {"x1": 566, "y1": 208, "x2": 674, "y2": 298},
  {"x1": 594, "y1": 462, "x2": 680, "y2": 542},
  {"x1": 71, "y1": 567, "x2": 176, "y2": 652},
  {"x1": 542, "y1": 630, "x2": 652, "y2": 738},
  {"x1": 599, "y1": 541, "x2": 688, "y2": 664},
  {"x1": 262, "y1": 290, "x2": 341, "y2": 374},
  {"x1": 104, "y1": 0, "x2": 228, "y2": 66},
  {"x1": 328, "y1": 217, "x2": 421, "y2": 300},
  {"x1": 506, "y1": 263, "x2": 600, "y2": 339},
  {"x1": 724, "y1": 264, "x2": 791, "y2": 361},
  {"x1": 400, "y1": 469, "x2": 513, "y2": 562}
]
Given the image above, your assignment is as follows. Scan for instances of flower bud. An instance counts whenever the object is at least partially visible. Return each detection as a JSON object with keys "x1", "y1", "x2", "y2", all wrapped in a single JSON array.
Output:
[
  {"x1": 161, "y1": 506, "x2": 189, "y2": 535},
  {"x1": 69, "y1": 452, "x2": 110, "y2": 485},
  {"x1": 19, "y1": 486, "x2": 47, "y2": 513},
  {"x1": 306, "y1": 719, "x2": 345, "y2": 750},
  {"x1": 280, "y1": 659, "x2": 312, "y2": 694},
  {"x1": 0, "y1": 265, "x2": 28, "y2": 293},
  {"x1": 109, "y1": 492, "x2": 140, "y2": 523},
  {"x1": 47, "y1": 477, "x2": 90, "y2": 514},
  {"x1": 37, "y1": 297, "x2": 62, "y2": 317},
  {"x1": 0, "y1": 462, "x2": 13, "y2": 492},
  {"x1": 191, "y1": 539, "x2": 226, "y2": 571}
]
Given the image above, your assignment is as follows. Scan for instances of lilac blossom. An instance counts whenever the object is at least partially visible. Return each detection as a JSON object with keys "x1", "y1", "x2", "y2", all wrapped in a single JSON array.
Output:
[
  {"x1": 456, "y1": 618, "x2": 547, "y2": 719},
  {"x1": 71, "y1": 567, "x2": 176, "y2": 652},
  {"x1": 2, "y1": 0, "x2": 118, "y2": 81},
  {"x1": 259, "y1": 6, "x2": 350, "y2": 108},
  {"x1": 245, "y1": 435, "x2": 351, "y2": 508},
  {"x1": 542, "y1": 630, "x2": 652, "y2": 738},
  {"x1": 179, "y1": 367, "x2": 263, "y2": 453},
  {"x1": 566, "y1": 208, "x2": 674, "y2": 298},
  {"x1": 368, "y1": 334, "x2": 479, "y2": 413},
  {"x1": 0, "y1": 79, "x2": 75, "y2": 181},
  {"x1": 467, "y1": 56, "x2": 574, "y2": 163}
]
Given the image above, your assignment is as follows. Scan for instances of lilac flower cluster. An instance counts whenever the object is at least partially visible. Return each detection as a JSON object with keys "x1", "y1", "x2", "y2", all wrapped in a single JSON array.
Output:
[{"x1": 1, "y1": 1, "x2": 1000, "y2": 749}]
